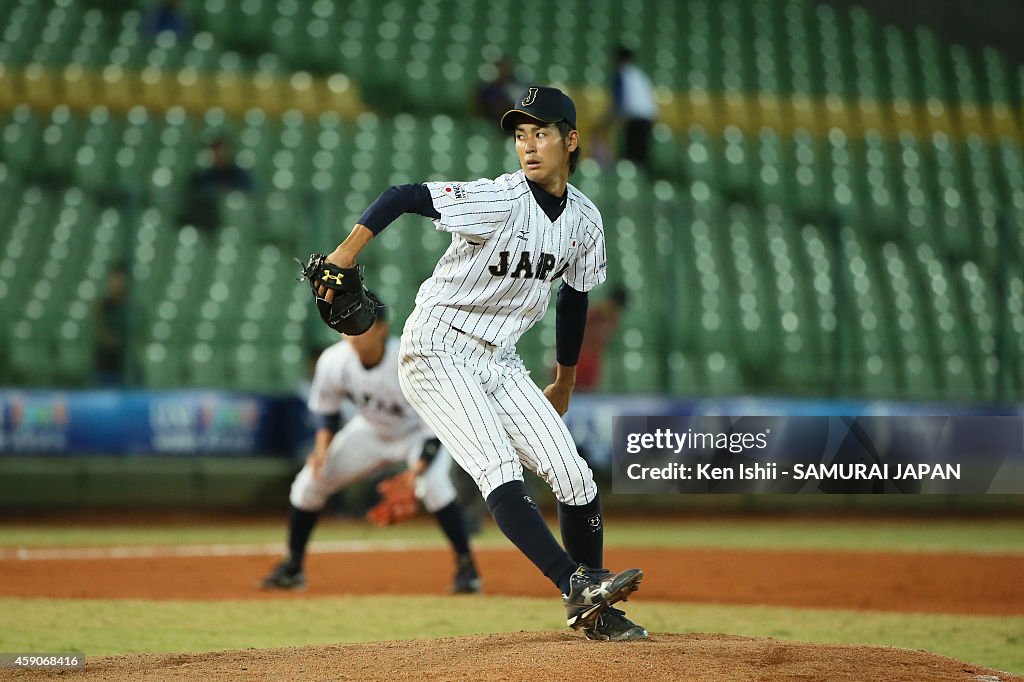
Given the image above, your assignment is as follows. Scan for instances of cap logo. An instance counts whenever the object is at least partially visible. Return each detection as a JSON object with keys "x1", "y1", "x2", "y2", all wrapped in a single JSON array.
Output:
[{"x1": 521, "y1": 87, "x2": 539, "y2": 106}]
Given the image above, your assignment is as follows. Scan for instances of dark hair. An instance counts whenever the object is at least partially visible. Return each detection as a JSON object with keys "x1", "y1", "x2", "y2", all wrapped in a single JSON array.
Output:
[
  {"x1": 616, "y1": 46, "x2": 635, "y2": 62},
  {"x1": 555, "y1": 120, "x2": 581, "y2": 175}
]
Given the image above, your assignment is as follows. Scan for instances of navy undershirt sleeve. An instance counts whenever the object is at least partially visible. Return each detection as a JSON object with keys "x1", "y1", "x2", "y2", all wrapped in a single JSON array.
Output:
[
  {"x1": 358, "y1": 183, "x2": 441, "y2": 234},
  {"x1": 314, "y1": 412, "x2": 342, "y2": 433},
  {"x1": 555, "y1": 283, "x2": 589, "y2": 366}
]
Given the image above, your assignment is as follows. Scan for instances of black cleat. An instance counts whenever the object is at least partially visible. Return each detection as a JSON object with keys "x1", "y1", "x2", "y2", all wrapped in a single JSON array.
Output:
[
  {"x1": 260, "y1": 560, "x2": 307, "y2": 591},
  {"x1": 563, "y1": 565, "x2": 643, "y2": 630},
  {"x1": 451, "y1": 555, "x2": 482, "y2": 594},
  {"x1": 583, "y1": 606, "x2": 649, "y2": 641}
]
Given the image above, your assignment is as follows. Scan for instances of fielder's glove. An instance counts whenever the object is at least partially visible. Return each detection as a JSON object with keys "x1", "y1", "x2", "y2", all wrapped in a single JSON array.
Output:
[
  {"x1": 366, "y1": 471, "x2": 419, "y2": 527},
  {"x1": 296, "y1": 253, "x2": 380, "y2": 336}
]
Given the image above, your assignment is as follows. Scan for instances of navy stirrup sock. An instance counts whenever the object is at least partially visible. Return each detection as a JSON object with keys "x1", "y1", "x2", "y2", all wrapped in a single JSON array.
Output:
[
  {"x1": 287, "y1": 504, "x2": 319, "y2": 569},
  {"x1": 433, "y1": 500, "x2": 471, "y2": 556},
  {"x1": 486, "y1": 480, "x2": 578, "y2": 593},
  {"x1": 557, "y1": 492, "x2": 603, "y2": 570}
]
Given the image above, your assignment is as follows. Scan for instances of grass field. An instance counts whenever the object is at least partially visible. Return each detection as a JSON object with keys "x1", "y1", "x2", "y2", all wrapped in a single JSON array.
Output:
[
  {"x1": 2, "y1": 516, "x2": 1022, "y2": 675},
  {"x1": 3, "y1": 516, "x2": 1023, "y2": 553}
]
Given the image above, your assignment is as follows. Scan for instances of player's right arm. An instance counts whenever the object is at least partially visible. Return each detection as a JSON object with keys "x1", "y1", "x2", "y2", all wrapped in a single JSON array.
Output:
[
  {"x1": 326, "y1": 223, "x2": 373, "y2": 270},
  {"x1": 306, "y1": 416, "x2": 339, "y2": 480},
  {"x1": 321, "y1": 182, "x2": 443, "y2": 297},
  {"x1": 321, "y1": 179, "x2": 510, "y2": 298},
  {"x1": 306, "y1": 345, "x2": 347, "y2": 479}
]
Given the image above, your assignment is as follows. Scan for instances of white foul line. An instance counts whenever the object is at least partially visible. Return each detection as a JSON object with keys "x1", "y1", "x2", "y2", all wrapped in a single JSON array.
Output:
[{"x1": 0, "y1": 539, "x2": 433, "y2": 561}]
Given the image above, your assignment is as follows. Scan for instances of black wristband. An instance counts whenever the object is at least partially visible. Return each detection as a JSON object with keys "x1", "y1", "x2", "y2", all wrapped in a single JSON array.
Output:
[
  {"x1": 315, "y1": 412, "x2": 342, "y2": 433},
  {"x1": 555, "y1": 283, "x2": 588, "y2": 366}
]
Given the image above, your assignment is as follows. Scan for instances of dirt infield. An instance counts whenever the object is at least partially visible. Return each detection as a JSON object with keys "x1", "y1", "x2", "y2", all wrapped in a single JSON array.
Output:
[
  {"x1": 4, "y1": 543, "x2": 1024, "y2": 680},
  {"x1": 15, "y1": 632, "x2": 1023, "y2": 682},
  {"x1": 3, "y1": 546, "x2": 1023, "y2": 615}
]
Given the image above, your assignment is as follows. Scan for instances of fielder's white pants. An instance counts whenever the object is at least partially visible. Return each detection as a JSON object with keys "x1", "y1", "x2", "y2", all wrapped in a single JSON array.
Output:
[
  {"x1": 289, "y1": 414, "x2": 457, "y2": 514},
  {"x1": 398, "y1": 309, "x2": 598, "y2": 506}
]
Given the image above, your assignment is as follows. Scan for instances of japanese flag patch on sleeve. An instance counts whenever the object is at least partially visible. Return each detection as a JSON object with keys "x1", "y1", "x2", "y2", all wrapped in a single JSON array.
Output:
[{"x1": 443, "y1": 182, "x2": 467, "y2": 200}]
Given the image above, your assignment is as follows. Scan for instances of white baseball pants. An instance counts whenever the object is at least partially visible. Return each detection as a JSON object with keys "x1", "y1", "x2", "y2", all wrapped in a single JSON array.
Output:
[
  {"x1": 398, "y1": 309, "x2": 597, "y2": 506},
  {"x1": 289, "y1": 415, "x2": 457, "y2": 513}
]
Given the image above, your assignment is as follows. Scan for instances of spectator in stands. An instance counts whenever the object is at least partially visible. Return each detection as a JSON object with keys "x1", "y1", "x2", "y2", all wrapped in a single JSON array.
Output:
[
  {"x1": 474, "y1": 59, "x2": 524, "y2": 124},
  {"x1": 573, "y1": 285, "x2": 629, "y2": 391},
  {"x1": 182, "y1": 135, "x2": 253, "y2": 231},
  {"x1": 192, "y1": 135, "x2": 253, "y2": 194},
  {"x1": 143, "y1": 0, "x2": 191, "y2": 40},
  {"x1": 92, "y1": 262, "x2": 132, "y2": 388},
  {"x1": 599, "y1": 46, "x2": 658, "y2": 169}
]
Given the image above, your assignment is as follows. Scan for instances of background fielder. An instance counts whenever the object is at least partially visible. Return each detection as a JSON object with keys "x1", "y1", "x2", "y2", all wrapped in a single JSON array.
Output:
[
  {"x1": 261, "y1": 303, "x2": 481, "y2": 594},
  {"x1": 313, "y1": 86, "x2": 647, "y2": 641}
]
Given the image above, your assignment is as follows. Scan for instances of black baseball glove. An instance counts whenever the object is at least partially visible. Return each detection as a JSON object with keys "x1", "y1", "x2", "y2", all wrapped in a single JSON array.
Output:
[{"x1": 296, "y1": 253, "x2": 380, "y2": 336}]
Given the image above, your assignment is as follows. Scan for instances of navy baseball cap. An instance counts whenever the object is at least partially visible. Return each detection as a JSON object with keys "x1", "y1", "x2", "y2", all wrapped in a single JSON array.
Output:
[{"x1": 500, "y1": 86, "x2": 577, "y2": 131}]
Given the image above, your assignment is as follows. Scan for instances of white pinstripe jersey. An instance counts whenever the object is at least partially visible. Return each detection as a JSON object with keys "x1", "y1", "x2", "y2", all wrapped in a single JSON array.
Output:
[
  {"x1": 418, "y1": 170, "x2": 607, "y2": 347},
  {"x1": 307, "y1": 337, "x2": 423, "y2": 437}
]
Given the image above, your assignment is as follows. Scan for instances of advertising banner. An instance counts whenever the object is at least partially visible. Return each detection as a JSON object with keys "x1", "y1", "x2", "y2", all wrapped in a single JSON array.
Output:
[{"x1": 0, "y1": 390, "x2": 298, "y2": 456}]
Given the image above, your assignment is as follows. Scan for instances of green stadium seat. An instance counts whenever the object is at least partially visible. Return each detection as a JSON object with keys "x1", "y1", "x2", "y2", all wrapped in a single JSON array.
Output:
[
  {"x1": 726, "y1": 207, "x2": 776, "y2": 368},
  {"x1": 261, "y1": 190, "x2": 302, "y2": 246},
  {"x1": 142, "y1": 341, "x2": 186, "y2": 388},
  {"x1": 666, "y1": 351, "x2": 700, "y2": 396},
  {"x1": 703, "y1": 351, "x2": 743, "y2": 396},
  {"x1": 876, "y1": 243, "x2": 934, "y2": 395},
  {"x1": 682, "y1": 125, "x2": 721, "y2": 186},
  {"x1": 824, "y1": 128, "x2": 867, "y2": 220},
  {"x1": 720, "y1": 125, "x2": 754, "y2": 196},
  {"x1": 0, "y1": 0, "x2": 1017, "y2": 400},
  {"x1": 790, "y1": 130, "x2": 827, "y2": 212},
  {"x1": 1, "y1": 105, "x2": 39, "y2": 176},
  {"x1": 231, "y1": 342, "x2": 276, "y2": 392},
  {"x1": 9, "y1": 318, "x2": 58, "y2": 386},
  {"x1": 956, "y1": 261, "x2": 998, "y2": 400},
  {"x1": 858, "y1": 130, "x2": 900, "y2": 236},
  {"x1": 754, "y1": 127, "x2": 791, "y2": 207},
  {"x1": 276, "y1": 342, "x2": 307, "y2": 388},
  {"x1": 0, "y1": 159, "x2": 20, "y2": 218},
  {"x1": 913, "y1": 245, "x2": 980, "y2": 400},
  {"x1": 619, "y1": 345, "x2": 664, "y2": 394},
  {"x1": 38, "y1": 106, "x2": 81, "y2": 183},
  {"x1": 53, "y1": 319, "x2": 93, "y2": 386},
  {"x1": 650, "y1": 123, "x2": 684, "y2": 182},
  {"x1": 72, "y1": 107, "x2": 120, "y2": 194}
]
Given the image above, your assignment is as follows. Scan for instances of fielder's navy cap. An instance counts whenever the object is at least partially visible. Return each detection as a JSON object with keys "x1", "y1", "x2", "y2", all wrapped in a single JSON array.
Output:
[{"x1": 500, "y1": 86, "x2": 577, "y2": 131}]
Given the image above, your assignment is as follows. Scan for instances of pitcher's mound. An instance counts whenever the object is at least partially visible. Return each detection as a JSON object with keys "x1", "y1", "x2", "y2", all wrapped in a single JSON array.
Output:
[{"x1": 48, "y1": 632, "x2": 1021, "y2": 681}]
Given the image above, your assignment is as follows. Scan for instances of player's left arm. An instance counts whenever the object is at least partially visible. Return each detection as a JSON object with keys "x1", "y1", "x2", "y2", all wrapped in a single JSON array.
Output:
[
  {"x1": 544, "y1": 283, "x2": 589, "y2": 416},
  {"x1": 545, "y1": 213, "x2": 608, "y2": 415},
  {"x1": 367, "y1": 437, "x2": 442, "y2": 527},
  {"x1": 407, "y1": 437, "x2": 440, "y2": 474}
]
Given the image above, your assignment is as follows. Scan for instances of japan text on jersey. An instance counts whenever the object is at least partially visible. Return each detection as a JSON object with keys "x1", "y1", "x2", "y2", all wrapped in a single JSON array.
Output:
[
  {"x1": 417, "y1": 170, "x2": 607, "y2": 347},
  {"x1": 308, "y1": 338, "x2": 421, "y2": 437}
]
